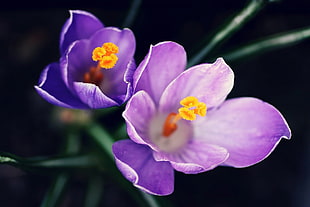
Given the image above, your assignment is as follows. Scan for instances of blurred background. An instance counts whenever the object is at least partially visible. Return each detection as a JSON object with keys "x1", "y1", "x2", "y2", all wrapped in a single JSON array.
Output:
[{"x1": 0, "y1": 0, "x2": 309, "y2": 206}]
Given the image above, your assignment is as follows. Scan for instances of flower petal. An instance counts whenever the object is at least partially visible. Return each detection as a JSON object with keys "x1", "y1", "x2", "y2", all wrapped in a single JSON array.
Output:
[
  {"x1": 159, "y1": 58, "x2": 234, "y2": 113},
  {"x1": 63, "y1": 28, "x2": 136, "y2": 105},
  {"x1": 153, "y1": 139, "x2": 229, "y2": 174},
  {"x1": 195, "y1": 97, "x2": 291, "y2": 167},
  {"x1": 73, "y1": 82, "x2": 118, "y2": 108},
  {"x1": 60, "y1": 10, "x2": 104, "y2": 54},
  {"x1": 34, "y1": 63, "x2": 88, "y2": 109},
  {"x1": 112, "y1": 140, "x2": 174, "y2": 196},
  {"x1": 88, "y1": 27, "x2": 136, "y2": 101},
  {"x1": 133, "y1": 41, "x2": 186, "y2": 104},
  {"x1": 123, "y1": 91, "x2": 157, "y2": 148}
]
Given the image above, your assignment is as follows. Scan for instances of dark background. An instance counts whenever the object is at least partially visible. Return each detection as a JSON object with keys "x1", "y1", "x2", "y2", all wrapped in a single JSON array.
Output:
[{"x1": 0, "y1": 0, "x2": 310, "y2": 206}]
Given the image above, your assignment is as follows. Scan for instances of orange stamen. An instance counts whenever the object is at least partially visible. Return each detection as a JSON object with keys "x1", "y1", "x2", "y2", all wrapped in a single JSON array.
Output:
[
  {"x1": 92, "y1": 42, "x2": 119, "y2": 69},
  {"x1": 162, "y1": 96, "x2": 207, "y2": 137},
  {"x1": 162, "y1": 113, "x2": 181, "y2": 137}
]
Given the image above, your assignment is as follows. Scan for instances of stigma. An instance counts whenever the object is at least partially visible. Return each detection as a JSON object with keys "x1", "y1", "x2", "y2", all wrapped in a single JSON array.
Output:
[
  {"x1": 92, "y1": 42, "x2": 119, "y2": 69},
  {"x1": 162, "y1": 96, "x2": 207, "y2": 137}
]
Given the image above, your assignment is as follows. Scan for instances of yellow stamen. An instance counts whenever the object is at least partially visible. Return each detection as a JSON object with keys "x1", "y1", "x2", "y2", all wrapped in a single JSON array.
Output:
[
  {"x1": 98, "y1": 54, "x2": 118, "y2": 69},
  {"x1": 194, "y1": 102, "x2": 207, "y2": 117},
  {"x1": 162, "y1": 96, "x2": 207, "y2": 137},
  {"x1": 178, "y1": 107, "x2": 196, "y2": 121},
  {"x1": 92, "y1": 42, "x2": 119, "y2": 69},
  {"x1": 180, "y1": 96, "x2": 199, "y2": 108}
]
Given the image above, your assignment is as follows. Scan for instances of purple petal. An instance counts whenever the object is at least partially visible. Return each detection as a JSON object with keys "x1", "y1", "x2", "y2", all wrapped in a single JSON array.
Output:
[
  {"x1": 133, "y1": 41, "x2": 186, "y2": 104},
  {"x1": 153, "y1": 139, "x2": 228, "y2": 174},
  {"x1": 159, "y1": 58, "x2": 234, "y2": 113},
  {"x1": 88, "y1": 27, "x2": 136, "y2": 101},
  {"x1": 123, "y1": 91, "x2": 157, "y2": 148},
  {"x1": 195, "y1": 97, "x2": 291, "y2": 167},
  {"x1": 61, "y1": 40, "x2": 92, "y2": 88},
  {"x1": 73, "y1": 82, "x2": 118, "y2": 108},
  {"x1": 34, "y1": 63, "x2": 88, "y2": 109},
  {"x1": 112, "y1": 140, "x2": 174, "y2": 196},
  {"x1": 60, "y1": 10, "x2": 104, "y2": 54},
  {"x1": 62, "y1": 28, "x2": 136, "y2": 105}
]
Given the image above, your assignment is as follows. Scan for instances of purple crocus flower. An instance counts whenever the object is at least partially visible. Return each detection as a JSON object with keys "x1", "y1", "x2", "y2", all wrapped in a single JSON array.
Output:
[
  {"x1": 112, "y1": 41, "x2": 291, "y2": 195},
  {"x1": 35, "y1": 10, "x2": 136, "y2": 109}
]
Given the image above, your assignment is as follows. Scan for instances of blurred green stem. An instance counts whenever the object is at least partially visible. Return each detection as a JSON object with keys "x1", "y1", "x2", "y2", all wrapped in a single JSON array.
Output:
[
  {"x1": 222, "y1": 26, "x2": 310, "y2": 61},
  {"x1": 122, "y1": 0, "x2": 142, "y2": 28},
  {"x1": 0, "y1": 152, "x2": 98, "y2": 170},
  {"x1": 87, "y1": 122, "x2": 114, "y2": 159},
  {"x1": 187, "y1": 0, "x2": 268, "y2": 67},
  {"x1": 84, "y1": 174, "x2": 104, "y2": 207},
  {"x1": 40, "y1": 128, "x2": 81, "y2": 207},
  {"x1": 86, "y1": 122, "x2": 162, "y2": 207},
  {"x1": 40, "y1": 173, "x2": 69, "y2": 207}
]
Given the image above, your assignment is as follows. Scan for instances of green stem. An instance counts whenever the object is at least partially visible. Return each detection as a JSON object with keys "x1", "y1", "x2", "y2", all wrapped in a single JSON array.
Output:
[
  {"x1": 86, "y1": 122, "x2": 114, "y2": 159},
  {"x1": 222, "y1": 26, "x2": 310, "y2": 61},
  {"x1": 40, "y1": 173, "x2": 69, "y2": 207},
  {"x1": 86, "y1": 123, "x2": 161, "y2": 207},
  {"x1": 84, "y1": 174, "x2": 104, "y2": 207},
  {"x1": 40, "y1": 128, "x2": 82, "y2": 207},
  {"x1": 122, "y1": 0, "x2": 142, "y2": 28},
  {"x1": 139, "y1": 190, "x2": 161, "y2": 207},
  {"x1": 187, "y1": 0, "x2": 269, "y2": 67}
]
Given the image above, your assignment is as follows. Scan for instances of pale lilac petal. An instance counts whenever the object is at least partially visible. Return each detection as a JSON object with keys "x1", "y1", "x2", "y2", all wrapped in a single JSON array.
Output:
[
  {"x1": 153, "y1": 139, "x2": 229, "y2": 174},
  {"x1": 195, "y1": 97, "x2": 291, "y2": 167},
  {"x1": 159, "y1": 58, "x2": 234, "y2": 113},
  {"x1": 133, "y1": 41, "x2": 186, "y2": 104},
  {"x1": 34, "y1": 63, "x2": 88, "y2": 109},
  {"x1": 112, "y1": 140, "x2": 174, "y2": 196},
  {"x1": 73, "y1": 82, "x2": 118, "y2": 108},
  {"x1": 60, "y1": 10, "x2": 104, "y2": 54},
  {"x1": 123, "y1": 91, "x2": 157, "y2": 148}
]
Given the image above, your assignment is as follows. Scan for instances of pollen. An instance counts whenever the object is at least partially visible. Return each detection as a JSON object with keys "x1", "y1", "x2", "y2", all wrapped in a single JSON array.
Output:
[
  {"x1": 178, "y1": 107, "x2": 196, "y2": 121},
  {"x1": 194, "y1": 102, "x2": 207, "y2": 117},
  {"x1": 162, "y1": 96, "x2": 207, "y2": 137},
  {"x1": 92, "y1": 42, "x2": 119, "y2": 69},
  {"x1": 180, "y1": 96, "x2": 199, "y2": 108}
]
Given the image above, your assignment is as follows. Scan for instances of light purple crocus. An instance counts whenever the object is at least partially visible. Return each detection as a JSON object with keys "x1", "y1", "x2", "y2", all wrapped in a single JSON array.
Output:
[
  {"x1": 112, "y1": 41, "x2": 291, "y2": 195},
  {"x1": 35, "y1": 10, "x2": 136, "y2": 109}
]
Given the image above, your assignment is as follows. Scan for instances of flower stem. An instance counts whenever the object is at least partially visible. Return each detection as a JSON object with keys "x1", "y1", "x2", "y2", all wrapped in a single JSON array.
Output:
[
  {"x1": 86, "y1": 122, "x2": 162, "y2": 207},
  {"x1": 222, "y1": 26, "x2": 310, "y2": 61},
  {"x1": 84, "y1": 174, "x2": 104, "y2": 207},
  {"x1": 86, "y1": 122, "x2": 114, "y2": 159},
  {"x1": 0, "y1": 152, "x2": 99, "y2": 171},
  {"x1": 187, "y1": 0, "x2": 269, "y2": 67},
  {"x1": 40, "y1": 173, "x2": 69, "y2": 207},
  {"x1": 40, "y1": 128, "x2": 82, "y2": 207},
  {"x1": 139, "y1": 190, "x2": 161, "y2": 207},
  {"x1": 122, "y1": 0, "x2": 142, "y2": 28}
]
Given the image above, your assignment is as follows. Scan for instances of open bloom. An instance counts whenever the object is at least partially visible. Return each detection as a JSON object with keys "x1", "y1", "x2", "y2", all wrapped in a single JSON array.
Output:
[
  {"x1": 112, "y1": 41, "x2": 291, "y2": 195},
  {"x1": 35, "y1": 10, "x2": 136, "y2": 109}
]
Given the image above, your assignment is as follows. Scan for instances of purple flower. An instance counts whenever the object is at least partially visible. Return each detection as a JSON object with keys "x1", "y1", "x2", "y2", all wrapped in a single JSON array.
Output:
[
  {"x1": 35, "y1": 10, "x2": 136, "y2": 109},
  {"x1": 112, "y1": 41, "x2": 291, "y2": 195}
]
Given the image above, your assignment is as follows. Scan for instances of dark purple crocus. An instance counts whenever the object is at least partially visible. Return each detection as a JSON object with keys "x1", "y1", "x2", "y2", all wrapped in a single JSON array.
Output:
[
  {"x1": 112, "y1": 41, "x2": 291, "y2": 195},
  {"x1": 35, "y1": 10, "x2": 136, "y2": 109}
]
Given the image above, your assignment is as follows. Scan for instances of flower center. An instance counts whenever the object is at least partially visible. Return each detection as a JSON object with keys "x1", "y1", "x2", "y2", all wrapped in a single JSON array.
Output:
[
  {"x1": 92, "y1": 42, "x2": 119, "y2": 69},
  {"x1": 162, "y1": 96, "x2": 207, "y2": 137},
  {"x1": 83, "y1": 66, "x2": 104, "y2": 86},
  {"x1": 83, "y1": 42, "x2": 119, "y2": 86}
]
